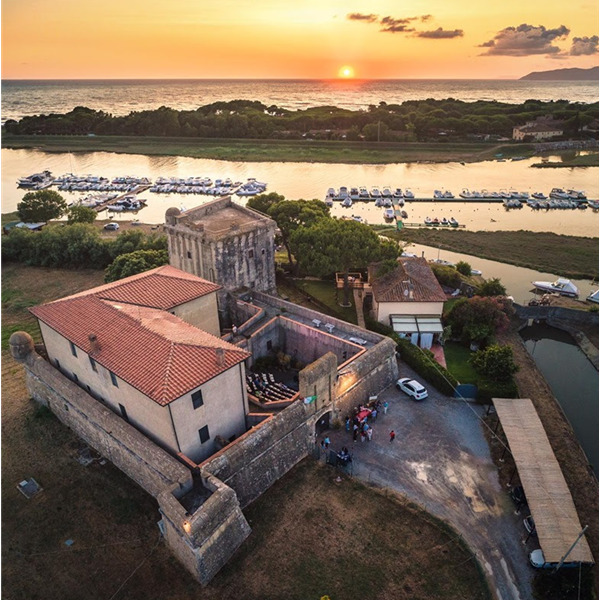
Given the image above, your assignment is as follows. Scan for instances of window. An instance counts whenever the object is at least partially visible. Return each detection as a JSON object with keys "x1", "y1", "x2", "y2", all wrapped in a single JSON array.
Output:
[
  {"x1": 191, "y1": 389, "x2": 203, "y2": 409},
  {"x1": 89, "y1": 357, "x2": 97, "y2": 372},
  {"x1": 187, "y1": 250, "x2": 192, "y2": 259},
  {"x1": 266, "y1": 340, "x2": 272, "y2": 351},
  {"x1": 199, "y1": 425, "x2": 210, "y2": 444},
  {"x1": 261, "y1": 248, "x2": 265, "y2": 255},
  {"x1": 248, "y1": 249, "x2": 254, "y2": 259},
  {"x1": 110, "y1": 371, "x2": 118, "y2": 387},
  {"x1": 119, "y1": 404, "x2": 129, "y2": 422},
  {"x1": 70, "y1": 341, "x2": 77, "y2": 357}
]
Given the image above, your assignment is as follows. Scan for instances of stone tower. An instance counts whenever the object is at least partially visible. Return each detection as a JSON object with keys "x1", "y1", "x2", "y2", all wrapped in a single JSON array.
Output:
[{"x1": 164, "y1": 196, "x2": 277, "y2": 294}]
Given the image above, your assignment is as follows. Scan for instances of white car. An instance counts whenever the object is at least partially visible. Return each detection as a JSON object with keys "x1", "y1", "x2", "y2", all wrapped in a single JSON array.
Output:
[
  {"x1": 104, "y1": 222, "x2": 119, "y2": 230},
  {"x1": 396, "y1": 377, "x2": 428, "y2": 401}
]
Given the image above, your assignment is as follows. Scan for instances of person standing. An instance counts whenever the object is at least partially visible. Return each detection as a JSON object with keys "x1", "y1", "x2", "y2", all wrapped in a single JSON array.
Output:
[
  {"x1": 345, "y1": 417, "x2": 351, "y2": 432},
  {"x1": 324, "y1": 436, "x2": 331, "y2": 449},
  {"x1": 371, "y1": 408, "x2": 378, "y2": 421},
  {"x1": 383, "y1": 401, "x2": 389, "y2": 415},
  {"x1": 367, "y1": 427, "x2": 373, "y2": 442},
  {"x1": 389, "y1": 430, "x2": 396, "y2": 442}
]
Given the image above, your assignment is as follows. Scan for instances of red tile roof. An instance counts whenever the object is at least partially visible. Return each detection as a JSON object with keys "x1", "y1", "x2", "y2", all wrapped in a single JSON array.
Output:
[
  {"x1": 52, "y1": 265, "x2": 221, "y2": 310},
  {"x1": 371, "y1": 257, "x2": 447, "y2": 303},
  {"x1": 30, "y1": 268, "x2": 248, "y2": 405}
]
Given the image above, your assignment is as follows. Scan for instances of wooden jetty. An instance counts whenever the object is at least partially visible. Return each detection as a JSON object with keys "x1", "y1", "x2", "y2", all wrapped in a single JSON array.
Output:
[{"x1": 93, "y1": 184, "x2": 152, "y2": 212}]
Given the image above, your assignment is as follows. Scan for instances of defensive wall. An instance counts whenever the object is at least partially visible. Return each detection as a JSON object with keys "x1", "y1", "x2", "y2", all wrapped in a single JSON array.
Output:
[{"x1": 10, "y1": 289, "x2": 399, "y2": 585}]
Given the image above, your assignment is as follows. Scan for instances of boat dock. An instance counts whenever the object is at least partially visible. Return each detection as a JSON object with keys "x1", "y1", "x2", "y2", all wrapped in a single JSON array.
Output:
[{"x1": 93, "y1": 185, "x2": 152, "y2": 212}]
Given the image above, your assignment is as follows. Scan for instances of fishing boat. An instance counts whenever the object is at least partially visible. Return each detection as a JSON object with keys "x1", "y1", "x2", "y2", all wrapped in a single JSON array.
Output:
[{"x1": 531, "y1": 278, "x2": 579, "y2": 297}]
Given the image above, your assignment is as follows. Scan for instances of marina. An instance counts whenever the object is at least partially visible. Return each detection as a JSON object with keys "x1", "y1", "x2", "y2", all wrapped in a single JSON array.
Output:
[{"x1": 3, "y1": 148, "x2": 598, "y2": 235}]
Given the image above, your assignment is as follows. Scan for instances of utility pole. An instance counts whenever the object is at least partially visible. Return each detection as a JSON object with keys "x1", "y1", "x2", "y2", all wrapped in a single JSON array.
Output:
[{"x1": 553, "y1": 525, "x2": 588, "y2": 573}]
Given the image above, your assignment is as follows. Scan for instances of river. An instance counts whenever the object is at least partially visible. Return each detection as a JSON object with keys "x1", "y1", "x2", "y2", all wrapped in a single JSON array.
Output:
[
  {"x1": 521, "y1": 323, "x2": 599, "y2": 476},
  {"x1": 3, "y1": 148, "x2": 599, "y2": 236}
]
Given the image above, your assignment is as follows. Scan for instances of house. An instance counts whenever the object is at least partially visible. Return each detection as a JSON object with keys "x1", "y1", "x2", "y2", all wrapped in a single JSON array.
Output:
[
  {"x1": 29, "y1": 265, "x2": 250, "y2": 463},
  {"x1": 369, "y1": 257, "x2": 446, "y2": 349},
  {"x1": 512, "y1": 116, "x2": 564, "y2": 141}
]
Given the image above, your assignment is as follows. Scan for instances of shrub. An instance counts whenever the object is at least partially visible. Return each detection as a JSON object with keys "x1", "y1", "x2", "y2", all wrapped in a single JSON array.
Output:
[
  {"x1": 476, "y1": 278, "x2": 507, "y2": 297},
  {"x1": 476, "y1": 377, "x2": 519, "y2": 403},
  {"x1": 455, "y1": 261, "x2": 471, "y2": 276},
  {"x1": 431, "y1": 263, "x2": 462, "y2": 288},
  {"x1": 470, "y1": 344, "x2": 519, "y2": 381},
  {"x1": 104, "y1": 249, "x2": 168, "y2": 282}
]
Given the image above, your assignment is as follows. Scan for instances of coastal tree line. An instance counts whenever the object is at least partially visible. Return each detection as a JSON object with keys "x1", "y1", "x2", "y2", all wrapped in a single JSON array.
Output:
[{"x1": 3, "y1": 98, "x2": 597, "y2": 142}]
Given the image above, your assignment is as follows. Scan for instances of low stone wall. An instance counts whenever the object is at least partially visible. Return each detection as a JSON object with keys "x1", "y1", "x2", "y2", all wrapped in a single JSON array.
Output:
[
  {"x1": 200, "y1": 400, "x2": 311, "y2": 508},
  {"x1": 515, "y1": 304, "x2": 599, "y2": 327},
  {"x1": 253, "y1": 290, "x2": 384, "y2": 344}
]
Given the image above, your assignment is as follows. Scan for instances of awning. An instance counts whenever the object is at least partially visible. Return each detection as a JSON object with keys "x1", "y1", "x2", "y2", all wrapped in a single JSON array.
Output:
[
  {"x1": 390, "y1": 315, "x2": 443, "y2": 335},
  {"x1": 493, "y1": 398, "x2": 594, "y2": 564}
]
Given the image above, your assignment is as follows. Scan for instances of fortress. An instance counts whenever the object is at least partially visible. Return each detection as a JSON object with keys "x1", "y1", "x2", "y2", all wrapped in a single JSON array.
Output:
[{"x1": 11, "y1": 196, "x2": 398, "y2": 584}]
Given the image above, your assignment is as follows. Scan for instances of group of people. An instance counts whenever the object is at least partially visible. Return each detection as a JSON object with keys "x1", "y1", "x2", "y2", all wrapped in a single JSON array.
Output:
[{"x1": 344, "y1": 397, "x2": 390, "y2": 443}]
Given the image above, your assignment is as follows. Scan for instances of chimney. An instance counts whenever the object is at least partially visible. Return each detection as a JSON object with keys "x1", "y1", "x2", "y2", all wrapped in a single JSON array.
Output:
[
  {"x1": 216, "y1": 348, "x2": 225, "y2": 367},
  {"x1": 89, "y1": 333, "x2": 101, "y2": 354}
]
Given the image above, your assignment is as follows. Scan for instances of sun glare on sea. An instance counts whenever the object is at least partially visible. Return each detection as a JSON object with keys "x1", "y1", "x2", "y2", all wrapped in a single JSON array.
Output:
[{"x1": 338, "y1": 65, "x2": 355, "y2": 79}]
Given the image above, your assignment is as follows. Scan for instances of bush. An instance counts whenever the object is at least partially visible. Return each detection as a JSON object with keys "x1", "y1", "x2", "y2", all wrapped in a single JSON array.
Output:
[
  {"x1": 395, "y1": 337, "x2": 458, "y2": 395},
  {"x1": 104, "y1": 249, "x2": 169, "y2": 282},
  {"x1": 476, "y1": 377, "x2": 519, "y2": 403},
  {"x1": 431, "y1": 263, "x2": 462, "y2": 288},
  {"x1": 470, "y1": 344, "x2": 518, "y2": 381},
  {"x1": 455, "y1": 261, "x2": 471, "y2": 276},
  {"x1": 476, "y1": 278, "x2": 507, "y2": 297}
]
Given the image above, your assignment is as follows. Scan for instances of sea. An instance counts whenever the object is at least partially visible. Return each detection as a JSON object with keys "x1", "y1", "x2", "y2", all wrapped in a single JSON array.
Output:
[{"x1": 1, "y1": 78, "x2": 599, "y2": 123}]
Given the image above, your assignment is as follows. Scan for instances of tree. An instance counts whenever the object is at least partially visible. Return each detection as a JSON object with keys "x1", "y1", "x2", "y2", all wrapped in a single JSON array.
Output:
[
  {"x1": 455, "y1": 261, "x2": 471, "y2": 277},
  {"x1": 470, "y1": 344, "x2": 518, "y2": 381},
  {"x1": 291, "y1": 218, "x2": 397, "y2": 306},
  {"x1": 17, "y1": 190, "x2": 67, "y2": 222},
  {"x1": 445, "y1": 296, "x2": 511, "y2": 346},
  {"x1": 67, "y1": 205, "x2": 97, "y2": 224},
  {"x1": 104, "y1": 249, "x2": 169, "y2": 282},
  {"x1": 246, "y1": 192, "x2": 285, "y2": 216},
  {"x1": 477, "y1": 278, "x2": 507, "y2": 297},
  {"x1": 267, "y1": 199, "x2": 330, "y2": 270}
]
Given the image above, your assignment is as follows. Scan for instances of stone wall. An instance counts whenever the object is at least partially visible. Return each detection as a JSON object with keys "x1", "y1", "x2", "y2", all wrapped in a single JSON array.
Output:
[
  {"x1": 514, "y1": 304, "x2": 599, "y2": 327},
  {"x1": 200, "y1": 401, "x2": 311, "y2": 508}
]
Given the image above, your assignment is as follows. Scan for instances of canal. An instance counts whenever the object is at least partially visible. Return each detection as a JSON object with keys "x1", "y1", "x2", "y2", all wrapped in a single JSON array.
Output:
[{"x1": 520, "y1": 322, "x2": 598, "y2": 477}]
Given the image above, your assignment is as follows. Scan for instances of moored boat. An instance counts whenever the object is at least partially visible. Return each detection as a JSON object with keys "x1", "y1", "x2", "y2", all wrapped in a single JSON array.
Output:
[{"x1": 531, "y1": 278, "x2": 579, "y2": 297}]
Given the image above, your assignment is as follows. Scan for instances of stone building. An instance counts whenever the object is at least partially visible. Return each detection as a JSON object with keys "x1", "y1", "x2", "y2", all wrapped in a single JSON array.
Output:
[
  {"x1": 164, "y1": 196, "x2": 277, "y2": 294},
  {"x1": 29, "y1": 265, "x2": 250, "y2": 463}
]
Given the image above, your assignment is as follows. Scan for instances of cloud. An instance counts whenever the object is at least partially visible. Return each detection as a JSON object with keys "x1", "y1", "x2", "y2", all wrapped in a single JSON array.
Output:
[
  {"x1": 380, "y1": 16, "x2": 416, "y2": 33},
  {"x1": 420, "y1": 15, "x2": 433, "y2": 22},
  {"x1": 416, "y1": 27, "x2": 463, "y2": 39},
  {"x1": 479, "y1": 24, "x2": 570, "y2": 56},
  {"x1": 570, "y1": 35, "x2": 599, "y2": 55},
  {"x1": 346, "y1": 13, "x2": 378, "y2": 23}
]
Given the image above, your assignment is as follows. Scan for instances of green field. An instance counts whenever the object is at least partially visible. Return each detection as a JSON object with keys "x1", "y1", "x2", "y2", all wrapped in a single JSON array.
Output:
[
  {"x1": 383, "y1": 229, "x2": 599, "y2": 280},
  {"x1": 3, "y1": 134, "x2": 513, "y2": 164}
]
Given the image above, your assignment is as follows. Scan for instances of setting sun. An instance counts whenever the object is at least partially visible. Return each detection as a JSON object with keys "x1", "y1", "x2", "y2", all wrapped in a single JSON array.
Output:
[{"x1": 338, "y1": 65, "x2": 355, "y2": 79}]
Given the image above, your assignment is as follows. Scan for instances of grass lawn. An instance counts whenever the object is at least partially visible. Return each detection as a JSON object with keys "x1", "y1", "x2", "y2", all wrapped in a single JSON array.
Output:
[
  {"x1": 2, "y1": 265, "x2": 490, "y2": 600},
  {"x1": 294, "y1": 279, "x2": 358, "y2": 324},
  {"x1": 443, "y1": 341, "x2": 479, "y2": 384}
]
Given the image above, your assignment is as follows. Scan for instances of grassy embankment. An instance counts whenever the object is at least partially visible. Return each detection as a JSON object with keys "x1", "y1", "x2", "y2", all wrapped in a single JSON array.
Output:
[
  {"x1": 3, "y1": 134, "x2": 518, "y2": 164},
  {"x1": 2, "y1": 263, "x2": 490, "y2": 600},
  {"x1": 378, "y1": 228, "x2": 599, "y2": 280},
  {"x1": 532, "y1": 153, "x2": 599, "y2": 168}
]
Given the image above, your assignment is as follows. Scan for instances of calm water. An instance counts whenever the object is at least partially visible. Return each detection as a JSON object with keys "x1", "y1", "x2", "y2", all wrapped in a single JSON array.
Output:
[
  {"x1": 2, "y1": 79, "x2": 599, "y2": 123},
  {"x1": 3, "y1": 149, "x2": 599, "y2": 237},
  {"x1": 521, "y1": 323, "x2": 599, "y2": 476}
]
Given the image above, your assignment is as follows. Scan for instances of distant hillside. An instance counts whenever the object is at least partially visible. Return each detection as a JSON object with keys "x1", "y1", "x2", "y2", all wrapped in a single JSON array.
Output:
[{"x1": 520, "y1": 66, "x2": 598, "y2": 81}]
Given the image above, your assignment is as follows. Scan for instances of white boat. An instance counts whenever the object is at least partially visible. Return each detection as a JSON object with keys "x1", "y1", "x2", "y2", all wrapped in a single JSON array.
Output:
[
  {"x1": 383, "y1": 208, "x2": 395, "y2": 220},
  {"x1": 370, "y1": 187, "x2": 381, "y2": 199},
  {"x1": 470, "y1": 268, "x2": 482, "y2": 276},
  {"x1": 449, "y1": 217, "x2": 459, "y2": 227},
  {"x1": 392, "y1": 188, "x2": 403, "y2": 199},
  {"x1": 341, "y1": 197, "x2": 352, "y2": 208},
  {"x1": 350, "y1": 187, "x2": 361, "y2": 201},
  {"x1": 359, "y1": 186, "x2": 370, "y2": 200},
  {"x1": 531, "y1": 278, "x2": 579, "y2": 297},
  {"x1": 381, "y1": 186, "x2": 392, "y2": 198},
  {"x1": 532, "y1": 192, "x2": 547, "y2": 200},
  {"x1": 549, "y1": 188, "x2": 569, "y2": 200},
  {"x1": 403, "y1": 189, "x2": 415, "y2": 199},
  {"x1": 587, "y1": 289, "x2": 599, "y2": 304}
]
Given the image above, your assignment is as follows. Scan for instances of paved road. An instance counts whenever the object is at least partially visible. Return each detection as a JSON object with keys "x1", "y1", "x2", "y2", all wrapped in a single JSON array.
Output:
[{"x1": 323, "y1": 362, "x2": 536, "y2": 600}]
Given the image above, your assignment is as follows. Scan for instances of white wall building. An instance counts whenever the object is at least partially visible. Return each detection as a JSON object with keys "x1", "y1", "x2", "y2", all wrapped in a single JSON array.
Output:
[{"x1": 30, "y1": 265, "x2": 250, "y2": 463}]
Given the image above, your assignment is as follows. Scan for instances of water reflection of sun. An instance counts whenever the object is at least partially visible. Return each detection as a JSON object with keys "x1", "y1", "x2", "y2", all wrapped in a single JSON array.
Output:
[{"x1": 338, "y1": 65, "x2": 354, "y2": 78}]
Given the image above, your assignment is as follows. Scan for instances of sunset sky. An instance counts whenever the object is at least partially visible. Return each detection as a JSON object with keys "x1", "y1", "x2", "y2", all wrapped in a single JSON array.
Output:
[{"x1": 2, "y1": 0, "x2": 598, "y2": 79}]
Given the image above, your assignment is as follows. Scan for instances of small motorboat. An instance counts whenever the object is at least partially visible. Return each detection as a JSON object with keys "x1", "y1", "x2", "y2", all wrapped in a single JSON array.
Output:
[
  {"x1": 341, "y1": 197, "x2": 352, "y2": 208},
  {"x1": 403, "y1": 189, "x2": 415, "y2": 199},
  {"x1": 440, "y1": 217, "x2": 449, "y2": 226},
  {"x1": 449, "y1": 217, "x2": 459, "y2": 227},
  {"x1": 383, "y1": 208, "x2": 395, "y2": 220},
  {"x1": 424, "y1": 217, "x2": 432, "y2": 226},
  {"x1": 470, "y1": 268, "x2": 483, "y2": 276},
  {"x1": 401, "y1": 210, "x2": 408, "y2": 219},
  {"x1": 531, "y1": 278, "x2": 579, "y2": 297},
  {"x1": 532, "y1": 192, "x2": 547, "y2": 200},
  {"x1": 587, "y1": 289, "x2": 599, "y2": 304}
]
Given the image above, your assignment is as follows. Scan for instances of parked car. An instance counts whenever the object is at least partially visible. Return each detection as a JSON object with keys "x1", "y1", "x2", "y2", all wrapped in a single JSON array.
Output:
[
  {"x1": 104, "y1": 222, "x2": 119, "y2": 230},
  {"x1": 523, "y1": 515, "x2": 536, "y2": 534},
  {"x1": 396, "y1": 377, "x2": 428, "y2": 401}
]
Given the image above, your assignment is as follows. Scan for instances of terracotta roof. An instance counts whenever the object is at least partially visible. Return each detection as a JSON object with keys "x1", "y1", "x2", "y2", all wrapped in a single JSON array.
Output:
[
  {"x1": 51, "y1": 265, "x2": 221, "y2": 309},
  {"x1": 371, "y1": 257, "x2": 446, "y2": 303},
  {"x1": 31, "y1": 295, "x2": 249, "y2": 405}
]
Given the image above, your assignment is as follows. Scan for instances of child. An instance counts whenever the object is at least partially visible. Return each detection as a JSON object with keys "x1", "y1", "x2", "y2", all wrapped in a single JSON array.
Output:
[{"x1": 389, "y1": 430, "x2": 396, "y2": 442}]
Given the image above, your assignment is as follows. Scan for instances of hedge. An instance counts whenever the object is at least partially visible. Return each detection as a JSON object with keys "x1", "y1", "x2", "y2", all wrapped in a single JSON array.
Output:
[
  {"x1": 476, "y1": 377, "x2": 519, "y2": 404},
  {"x1": 364, "y1": 316, "x2": 458, "y2": 396}
]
